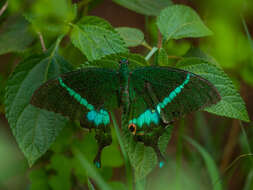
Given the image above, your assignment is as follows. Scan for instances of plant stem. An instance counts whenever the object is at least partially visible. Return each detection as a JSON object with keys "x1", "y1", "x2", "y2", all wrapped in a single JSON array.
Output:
[
  {"x1": 141, "y1": 41, "x2": 153, "y2": 51},
  {"x1": 111, "y1": 112, "x2": 133, "y2": 190},
  {"x1": 241, "y1": 16, "x2": 253, "y2": 51},
  {"x1": 37, "y1": 32, "x2": 47, "y2": 52},
  {"x1": 0, "y1": 1, "x2": 8, "y2": 17},
  {"x1": 145, "y1": 47, "x2": 158, "y2": 61}
]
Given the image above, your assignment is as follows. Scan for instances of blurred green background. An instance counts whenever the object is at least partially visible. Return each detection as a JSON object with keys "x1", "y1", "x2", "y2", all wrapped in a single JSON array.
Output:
[{"x1": 0, "y1": 0, "x2": 253, "y2": 190}]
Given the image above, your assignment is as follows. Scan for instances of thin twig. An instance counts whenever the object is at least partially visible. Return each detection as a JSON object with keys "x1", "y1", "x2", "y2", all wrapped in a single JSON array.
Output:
[
  {"x1": 37, "y1": 32, "x2": 47, "y2": 52},
  {"x1": 0, "y1": 1, "x2": 8, "y2": 17},
  {"x1": 145, "y1": 47, "x2": 158, "y2": 61},
  {"x1": 141, "y1": 41, "x2": 153, "y2": 51}
]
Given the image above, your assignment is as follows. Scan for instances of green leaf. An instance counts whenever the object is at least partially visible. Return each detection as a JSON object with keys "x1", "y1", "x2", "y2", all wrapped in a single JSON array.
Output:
[
  {"x1": 184, "y1": 47, "x2": 219, "y2": 65},
  {"x1": 157, "y1": 48, "x2": 169, "y2": 66},
  {"x1": 177, "y1": 57, "x2": 250, "y2": 122},
  {"x1": 113, "y1": 0, "x2": 172, "y2": 16},
  {"x1": 77, "y1": 53, "x2": 148, "y2": 70},
  {"x1": 243, "y1": 170, "x2": 253, "y2": 190},
  {"x1": 116, "y1": 27, "x2": 144, "y2": 47},
  {"x1": 122, "y1": 127, "x2": 157, "y2": 180},
  {"x1": 157, "y1": 5, "x2": 212, "y2": 40},
  {"x1": 70, "y1": 16, "x2": 128, "y2": 61},
  {"x1": 0, "y1": 16, "x2": 34, "y2": 55},
  {"x1": 78, "y1": 16, "x2": 114, "y2": 31},
  {"x1": 101, "y1": 145, "x2": 124, "y2": 167},
  {"x1": 185, "y1": 137, "x2": 223, "y2": 190},
  {"x1": 158, "y1": 125, "x2": 173, "y2": 154},
  {"x1": 4, "y1": 40, "x2": 73, "y2": 166}
]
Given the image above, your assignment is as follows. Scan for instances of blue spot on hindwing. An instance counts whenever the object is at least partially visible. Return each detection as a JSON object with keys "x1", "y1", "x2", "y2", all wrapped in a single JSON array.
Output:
[
  {"x1": 87, "y1": 109, "x2": 110, "y2": 126},
  {"x1": 87, "y1": 110, "x2": 96, "y2": 121},
  {"x1": 159, "y1": 161, "x2": 165, "y2": 168}
]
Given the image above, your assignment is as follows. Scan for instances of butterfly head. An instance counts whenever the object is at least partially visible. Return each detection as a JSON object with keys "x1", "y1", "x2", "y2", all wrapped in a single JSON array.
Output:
[{"x1": 119, "y1": 58, "x2": 129, "y2": 65}]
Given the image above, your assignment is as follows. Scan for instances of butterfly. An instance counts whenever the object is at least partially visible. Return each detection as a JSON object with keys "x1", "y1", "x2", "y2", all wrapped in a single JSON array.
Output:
[{"x1": 31, "y1": 56, "x2": 221, "y2": 168}]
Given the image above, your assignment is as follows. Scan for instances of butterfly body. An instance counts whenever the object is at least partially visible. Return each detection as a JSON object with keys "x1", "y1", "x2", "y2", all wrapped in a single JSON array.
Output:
[{"x1": 31, "y1": 58, "x2": 221, "y2": 168}]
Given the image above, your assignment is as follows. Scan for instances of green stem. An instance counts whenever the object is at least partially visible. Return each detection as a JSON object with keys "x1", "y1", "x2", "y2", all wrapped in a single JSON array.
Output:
[
  {"x1": 145, "y1": 47, "x2": 158, "y2": 61},
  {"x1": 111, "y1": 112, "x2": 133, "y2": 190},
  {"x1": 74, "y1": 149, "x2": 112, "y2": 190},
  {"x1": 141, "y1": 41, "x2": 153, "y2": 50}
]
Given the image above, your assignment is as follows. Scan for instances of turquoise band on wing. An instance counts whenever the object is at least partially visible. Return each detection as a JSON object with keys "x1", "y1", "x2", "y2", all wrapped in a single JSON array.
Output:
[
  {"x1": 129, "y1": 74, "x2": 191, "y2": 127},
  {"x1": 129, "y1": 109, "x2": 159, "y2": 128},
  {"x1": 156, "y1": 73, "x2": 191, "y2": 113},
  {"x1": 59, "y1": 77, "x2": 94, "y2": 110},
  {"x1": 59, "y1": 77, "x2": 110, "y2": 126}
]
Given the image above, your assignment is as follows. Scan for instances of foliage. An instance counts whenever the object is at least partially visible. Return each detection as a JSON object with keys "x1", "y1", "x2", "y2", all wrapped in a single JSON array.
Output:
[{"x1": 0, "y1": 0, "x2": 252, "y2": 190}]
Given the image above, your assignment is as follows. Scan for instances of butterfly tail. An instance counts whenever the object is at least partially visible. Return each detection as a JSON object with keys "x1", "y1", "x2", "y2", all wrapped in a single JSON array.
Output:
[
  {"x1": 93, "y1": 126, "x2": 112, "y2": 168},
  {"x1": 153, "y1": 146, "x2": 166, "y2": 168}
]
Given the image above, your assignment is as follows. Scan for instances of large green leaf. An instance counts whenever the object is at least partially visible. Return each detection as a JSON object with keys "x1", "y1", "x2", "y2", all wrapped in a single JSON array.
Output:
[
  {"x1": 113, "y1": 0, "x2": 172, "y2": 16},
  {"x1": 4, "y1": 40, "x2": 73, "y2": 166},
  {"x1": 0, "y1": 16, "x2": 34, "y2": 55},
  {"x1": 122, "y1": 120, "x2": 172, "y2": 180},
  {"x1": 116, "y1": 27, "x2": 144, "y2": 47},
  {"x1": 87, "y1": 53, "x2": 148, "y2": 70},
  {"x1": 122, "y1": 128, "x2": 157, "y2": 180},
  {"x1": 177, "y1": 57, "x2": 250, "y2": 122},
  {"x1": 157, "y1": 5, "x2": 212, "y2": 40},
  {"x1": 70, "y1": 16, "x2": 128, "y2": 61}
]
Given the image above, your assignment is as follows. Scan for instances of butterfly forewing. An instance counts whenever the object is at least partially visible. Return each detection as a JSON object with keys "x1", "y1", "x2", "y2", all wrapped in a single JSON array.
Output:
[{"x1": 31, "y1": 68, "x2": 120, "y2": 123}]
